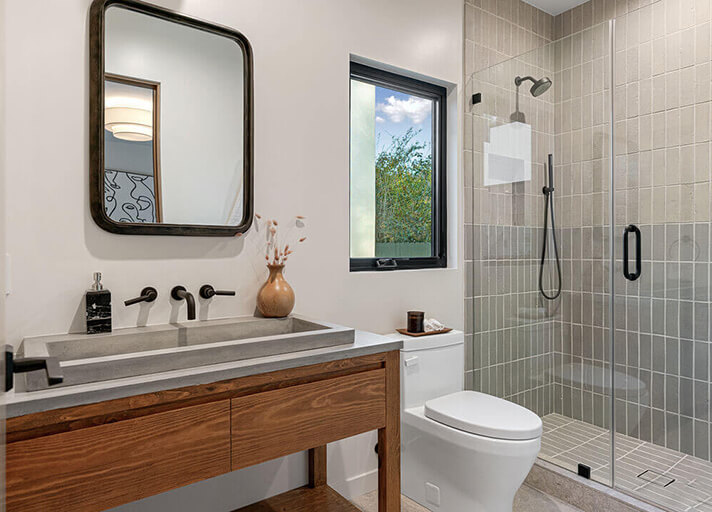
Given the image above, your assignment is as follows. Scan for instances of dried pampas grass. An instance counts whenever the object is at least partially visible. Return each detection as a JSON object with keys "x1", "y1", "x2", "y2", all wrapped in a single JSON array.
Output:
[{"x1": 253, "y1": 214, "x2": 308, "y2": 265}]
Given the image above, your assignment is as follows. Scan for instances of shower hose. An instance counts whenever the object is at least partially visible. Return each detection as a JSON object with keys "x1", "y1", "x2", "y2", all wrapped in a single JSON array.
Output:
[{"x1": 539, "y1": 153, "x2": 562, "y2": 300}]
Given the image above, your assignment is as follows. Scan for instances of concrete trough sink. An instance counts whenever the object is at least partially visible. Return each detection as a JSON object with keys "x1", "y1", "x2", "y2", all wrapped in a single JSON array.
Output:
[{"x1": 20, "y1": 316, "x2": 355, "y2": 391}]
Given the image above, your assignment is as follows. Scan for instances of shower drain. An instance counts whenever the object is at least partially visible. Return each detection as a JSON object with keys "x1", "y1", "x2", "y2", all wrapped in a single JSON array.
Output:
[{"x1": 637, "y1": 469, "x2": 676, "y2": 487}]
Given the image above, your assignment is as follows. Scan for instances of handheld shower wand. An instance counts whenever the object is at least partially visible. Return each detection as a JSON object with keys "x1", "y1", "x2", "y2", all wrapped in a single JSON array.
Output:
[{"x1": 539, "y1": 153, "x2": 561, "y2": 300}]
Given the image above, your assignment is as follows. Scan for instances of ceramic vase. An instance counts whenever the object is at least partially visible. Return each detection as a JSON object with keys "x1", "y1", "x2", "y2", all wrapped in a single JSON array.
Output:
[{"x1": 256, "y1": 264, "x2": 295, "y2": 318}]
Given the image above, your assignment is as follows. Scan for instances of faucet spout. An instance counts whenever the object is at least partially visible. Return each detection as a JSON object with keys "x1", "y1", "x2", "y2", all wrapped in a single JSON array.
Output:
[
  {"x1": 171, "y1": 286, "x2": 196, "y2": 320},
  {"x1": 183, "y1": 291, "x2": 196, "y2": 320}
]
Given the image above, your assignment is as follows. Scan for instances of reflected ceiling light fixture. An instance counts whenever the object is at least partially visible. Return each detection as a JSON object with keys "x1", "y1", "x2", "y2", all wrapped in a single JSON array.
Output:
[{"x1": 104, "y1": 96, "x2": 153, "y2": 142}]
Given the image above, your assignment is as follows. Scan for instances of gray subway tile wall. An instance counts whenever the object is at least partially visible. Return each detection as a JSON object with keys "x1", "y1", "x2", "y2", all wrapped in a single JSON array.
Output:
[
  {"x1": 551, "y1": 11, "x2": 615, "y2": 439},
  {"x1": 465, "y1": 0, "x2": 557, "y2": 418},
  {"x1": 464, "y1": 0, "x2": 712, "y2": 468},
  {"x1": 560, "y1": 0, "x2": 712, "y2": 464}
]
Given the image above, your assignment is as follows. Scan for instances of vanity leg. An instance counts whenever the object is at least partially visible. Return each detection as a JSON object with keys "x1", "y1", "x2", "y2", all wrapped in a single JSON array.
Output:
[
  {"x1": 308, "y1": 445, "x2": 327, "y2": 488},
  {"x1": 378, "y1": 350, "x2": 400, "y2": 511}
]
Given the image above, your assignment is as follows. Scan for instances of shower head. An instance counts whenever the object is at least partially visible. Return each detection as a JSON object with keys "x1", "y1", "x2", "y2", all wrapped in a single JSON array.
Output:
[
  {"x1": 514, "y1": 75, "x2": 552, "y2": 97},
  {"x1": 531, "y1": 77, "x2": 552, "y2": 96}
]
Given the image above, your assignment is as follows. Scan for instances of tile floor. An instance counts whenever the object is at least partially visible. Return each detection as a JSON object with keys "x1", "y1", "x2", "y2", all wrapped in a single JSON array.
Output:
[
  {"x1": 541, "y1": 413, "x2": 712, "y2": 511},
  {"x1": 352, "y1": 484, "x2": 583, "y2": 511}
]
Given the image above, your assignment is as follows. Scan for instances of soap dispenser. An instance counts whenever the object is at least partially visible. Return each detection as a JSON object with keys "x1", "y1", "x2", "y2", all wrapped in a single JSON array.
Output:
[{"x1": 86, "y1": 272, "x2": 112, "y2": 334}]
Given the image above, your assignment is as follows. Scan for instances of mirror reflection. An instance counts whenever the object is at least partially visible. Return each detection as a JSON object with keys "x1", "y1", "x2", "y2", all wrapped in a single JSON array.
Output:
[
  {"x1": 103, "y1": 5, "x2": 247, "y2": 227},
  {"x1": 104, "y1": 75, "x2": 161, "y2": 223}
]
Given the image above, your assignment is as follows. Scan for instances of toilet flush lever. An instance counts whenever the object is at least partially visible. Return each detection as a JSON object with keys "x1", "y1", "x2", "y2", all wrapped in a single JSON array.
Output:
[{"x1": 404, "y1": 356, "x2": 419, "y2": 367}]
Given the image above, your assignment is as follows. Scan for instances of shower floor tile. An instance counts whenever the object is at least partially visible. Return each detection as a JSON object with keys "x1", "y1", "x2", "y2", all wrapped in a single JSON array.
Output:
[{"x1": 540, "y1": 414, "x2": 712, "y2": 512}]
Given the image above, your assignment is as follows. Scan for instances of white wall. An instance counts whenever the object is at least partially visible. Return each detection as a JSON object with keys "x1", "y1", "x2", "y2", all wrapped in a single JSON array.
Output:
[
  {"x1": 0, "y1": 0, "x2": 6, "y2": 509},
  {"x1": 2, "y1": 0, "x2": 463, "y2": 510},
  {"x1": 0, "y1": 0, "x2": 6, "y2": 340}
]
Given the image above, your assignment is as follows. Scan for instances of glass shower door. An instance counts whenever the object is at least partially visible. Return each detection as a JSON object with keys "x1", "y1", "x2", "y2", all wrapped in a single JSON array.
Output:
[{"x1": 610, "y1": 2, "x2": 712, "y2": 509}]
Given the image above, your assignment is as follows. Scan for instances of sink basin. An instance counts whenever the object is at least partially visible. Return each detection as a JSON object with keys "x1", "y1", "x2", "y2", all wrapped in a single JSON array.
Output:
[{"x1": 21, "y1": 316, "x2": 355, "y2": 391}]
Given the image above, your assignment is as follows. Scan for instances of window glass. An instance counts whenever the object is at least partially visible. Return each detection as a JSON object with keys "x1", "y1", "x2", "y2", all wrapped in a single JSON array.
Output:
[{"x1": 349, "y1": 63, "x2": 446, "y2": 271}]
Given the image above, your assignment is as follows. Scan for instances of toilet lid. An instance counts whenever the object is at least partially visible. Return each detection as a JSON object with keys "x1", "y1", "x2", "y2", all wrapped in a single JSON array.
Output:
[{"x1": 424, "y1": 391, "x2": 543, "y2": 440}]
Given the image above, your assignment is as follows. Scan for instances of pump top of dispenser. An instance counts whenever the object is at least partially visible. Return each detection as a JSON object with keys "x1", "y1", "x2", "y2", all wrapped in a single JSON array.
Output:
[{"x1": 91, "y1": 272, "x2": 104, "y2": 291}]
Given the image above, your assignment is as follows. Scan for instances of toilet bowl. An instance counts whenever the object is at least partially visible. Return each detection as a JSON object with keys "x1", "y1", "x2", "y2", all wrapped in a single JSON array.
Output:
[{"x1": 399, "y1": 331, "x2": 542, "y2": 512}]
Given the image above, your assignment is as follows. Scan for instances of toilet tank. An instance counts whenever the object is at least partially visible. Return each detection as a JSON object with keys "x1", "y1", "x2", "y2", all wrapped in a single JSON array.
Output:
[{"x1": 399, "y1": 330, "x2": 464, "y2": 410}]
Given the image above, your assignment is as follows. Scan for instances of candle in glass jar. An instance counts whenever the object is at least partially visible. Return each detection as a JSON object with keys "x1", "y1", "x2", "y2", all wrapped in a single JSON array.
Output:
[{"x1": 407, "y1": 311, "x2": 425, "y2": 333}]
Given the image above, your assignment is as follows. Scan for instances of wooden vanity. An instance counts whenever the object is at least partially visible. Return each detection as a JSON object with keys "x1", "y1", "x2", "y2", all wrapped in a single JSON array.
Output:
[{"x1": 6, "y1": 350, "x2": 400, "y2": 512}]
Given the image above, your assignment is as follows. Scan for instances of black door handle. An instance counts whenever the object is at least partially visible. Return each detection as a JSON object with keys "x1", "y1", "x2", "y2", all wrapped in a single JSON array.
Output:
[{"x1": 623, "y1": 224, "x2": 642, "y2": 281}]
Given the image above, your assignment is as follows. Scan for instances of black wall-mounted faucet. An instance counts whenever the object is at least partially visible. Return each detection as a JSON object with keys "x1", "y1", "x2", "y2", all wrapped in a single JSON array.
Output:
[
  {"x1": 171, "y1": 286, "x2": 196, "y2": 320},
  {"x1": 124, "y1": 287, "x2": 158, "y2": 306},
  {"x1": 199, "y1": 284, "x2": 236, "y2": 300}
]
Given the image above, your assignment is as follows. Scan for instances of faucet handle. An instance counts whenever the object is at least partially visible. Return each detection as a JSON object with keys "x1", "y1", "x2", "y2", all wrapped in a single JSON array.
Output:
[
  {"x1": 124, "y1": 287, "x2": 158, "y2": 306},
  {"x1": 199, "y1": 284, "x2": 236, "y2": 299}
]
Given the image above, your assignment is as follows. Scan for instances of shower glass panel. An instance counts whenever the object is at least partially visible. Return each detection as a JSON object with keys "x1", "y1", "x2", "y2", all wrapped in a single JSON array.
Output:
[
  {"x1": 469, "y1": 1, "x2": 712, "y2": 510},
  {"x1": 466, "y1": 18, "x2": 615, "y2": 488},
  {"x1": 611, "y1": 2, "x2": 712, "y2": 510}
]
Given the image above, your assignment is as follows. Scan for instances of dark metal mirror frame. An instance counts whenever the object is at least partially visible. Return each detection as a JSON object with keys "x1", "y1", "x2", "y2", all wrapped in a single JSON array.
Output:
[{"x1": 89, "y1": 0, "x2": 254, "y2": 236}]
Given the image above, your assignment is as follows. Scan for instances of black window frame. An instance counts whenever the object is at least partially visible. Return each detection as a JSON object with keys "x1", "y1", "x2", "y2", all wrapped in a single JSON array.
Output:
[{"x1": 349, "y1": 62, "x2": 447, "y2": 272}]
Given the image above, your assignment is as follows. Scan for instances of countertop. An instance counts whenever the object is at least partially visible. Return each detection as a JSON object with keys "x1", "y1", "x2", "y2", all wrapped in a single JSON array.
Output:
[{"x1": 6, "y1": 330, "x2": 403, "y2": 418}]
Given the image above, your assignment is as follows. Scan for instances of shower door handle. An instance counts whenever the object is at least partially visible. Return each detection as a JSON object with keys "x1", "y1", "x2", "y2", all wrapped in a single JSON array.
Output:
[{"x1": 623, "y1": 224, "x2": 642, "y2": 281}]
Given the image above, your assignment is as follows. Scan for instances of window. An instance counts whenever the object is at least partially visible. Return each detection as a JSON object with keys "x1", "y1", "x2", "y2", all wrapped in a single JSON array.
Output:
[{"x1": 349, "y1": 62, "x2": 447, "y2": 271}]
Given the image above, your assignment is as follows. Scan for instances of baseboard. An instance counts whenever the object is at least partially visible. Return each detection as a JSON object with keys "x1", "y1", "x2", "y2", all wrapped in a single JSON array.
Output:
[
  {"x1": 330, "y1": 468, "x2": 379, "y2": 501},
  {"x1": 526, "y1": 459, "x2": 666, "y2": 512}
]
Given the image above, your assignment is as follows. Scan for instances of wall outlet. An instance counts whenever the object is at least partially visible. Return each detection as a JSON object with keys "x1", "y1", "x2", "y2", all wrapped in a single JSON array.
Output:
[{"x1": 425, "y1": 482, "x2": 441, "y2": 506}]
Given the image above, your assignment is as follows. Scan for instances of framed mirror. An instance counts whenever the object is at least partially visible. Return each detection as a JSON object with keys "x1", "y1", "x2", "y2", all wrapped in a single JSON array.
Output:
[{"x1": 90, "y1": 0, "x2": 253, "y2": 236}]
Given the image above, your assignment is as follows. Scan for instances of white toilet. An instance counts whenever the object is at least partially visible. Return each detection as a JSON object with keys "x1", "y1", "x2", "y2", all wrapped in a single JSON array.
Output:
[{"x1": 400, "y1": 331, "x2": 542, "y2": 512}]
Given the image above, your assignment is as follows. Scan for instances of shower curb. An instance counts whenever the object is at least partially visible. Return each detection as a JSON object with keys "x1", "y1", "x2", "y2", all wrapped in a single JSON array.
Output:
[{"x1": 525, "y1": 459, "x2": 666, "y2": 512}]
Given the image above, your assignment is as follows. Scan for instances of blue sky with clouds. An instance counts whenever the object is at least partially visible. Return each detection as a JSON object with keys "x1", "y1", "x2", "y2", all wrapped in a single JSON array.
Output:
[{"x1": 374, "y1": 86, "x2": 433, "y2": 155}]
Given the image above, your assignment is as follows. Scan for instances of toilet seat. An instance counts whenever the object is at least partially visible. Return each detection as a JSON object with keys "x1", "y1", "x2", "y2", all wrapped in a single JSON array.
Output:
[{"x1": 424, "y1": 391, "x2": 543, "y2": 440}]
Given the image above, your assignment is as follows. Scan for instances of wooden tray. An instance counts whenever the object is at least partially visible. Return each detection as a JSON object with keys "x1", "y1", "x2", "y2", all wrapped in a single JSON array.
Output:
[{"x1": 396, "y1": 328, "x2": 453, "y2": 337}]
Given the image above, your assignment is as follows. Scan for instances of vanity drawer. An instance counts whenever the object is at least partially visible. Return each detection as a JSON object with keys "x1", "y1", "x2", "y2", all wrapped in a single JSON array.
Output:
[
  {"x1": 231, "y1": 368, "x2": 386, "y2": 469},
  {"x1": 6, "y1": 400, "x2": 231, "y2": 512}
]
